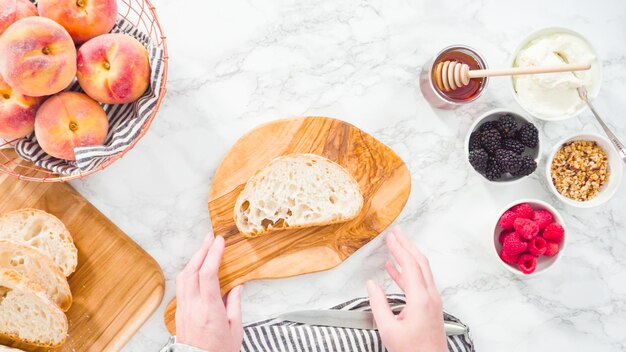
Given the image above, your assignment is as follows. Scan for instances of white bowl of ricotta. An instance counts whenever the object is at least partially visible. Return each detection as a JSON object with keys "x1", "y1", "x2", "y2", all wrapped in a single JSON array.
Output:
[{"x1": 509, "y1": 27, "x2": 602, "y2": 121}]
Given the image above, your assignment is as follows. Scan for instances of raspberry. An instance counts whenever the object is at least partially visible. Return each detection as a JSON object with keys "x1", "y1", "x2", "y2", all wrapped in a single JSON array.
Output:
[
  {"x1": 498, "y1": 230, "x2": 518, "y2": 245},
  {"x1": 498, "y1": 211, "x2": 519, "y2": 230},
  {"x1": 533, "y1": 210, "x2": 554, "y2": 230},
  {"x1": 510, "y1": 203, "x2": 534, "y2": 219},
  {"x1": 502, "y1": 238, "x2": 527, "y2": 256},
  {"x1": 544, "y1": 241, "x2": 560, "y2": 257},
  {"x1": 513, "y1": 218, "x2": 539, "y2": 240},
  {"x1": 518, "y1": 254, "x2": 537, "y2": 274},
  {"x1": 527, "y1": 236, "x2": 547, "y2": 256},
  {"x1": 543, "y1": 223, "x2": 564, "y2": 243},
  {"x1": 500, "y1": 249, "x2": 520, "y2": 265}
]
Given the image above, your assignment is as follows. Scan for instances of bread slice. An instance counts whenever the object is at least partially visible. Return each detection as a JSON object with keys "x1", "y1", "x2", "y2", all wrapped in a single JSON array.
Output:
[
  {"x1": 234, "y1": 154, "x2": 363, "y2": 237},
  {"x1": 0, "y1": 240, "x2": 72, "y2": 311},
  {"x1": 0, "y1": 209, "x2": 77, "y2": 276},
  {"x1": 0, "y1": 346, "x2": 26, "y2": 351},
  {"x1": 0, "y1": 269, "x2": 68, "y2": 348}
]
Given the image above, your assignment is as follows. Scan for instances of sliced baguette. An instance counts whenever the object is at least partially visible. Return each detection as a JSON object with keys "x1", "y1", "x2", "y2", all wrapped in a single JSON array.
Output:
[
  {"x1": 0, "y1": 240, "x2": 72, "y2": 311},
  {"x1": 0, "y1": 269, "x2": 68, "y2": 348},
  {"x1": 234, "y1": 154, "x2": 363, "y2": 237},
  {"x1": 0, "y1": 209, "x2": 77, "y2": 276}
]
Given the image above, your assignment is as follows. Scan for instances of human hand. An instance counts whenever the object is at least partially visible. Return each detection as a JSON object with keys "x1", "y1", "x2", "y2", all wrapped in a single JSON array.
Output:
[
  {"x1": 175, "y1": 233, "x2": 243, "y2": 352},
  {"x1": 366, "y1": 226, "x2": 447, "y2": 352}
]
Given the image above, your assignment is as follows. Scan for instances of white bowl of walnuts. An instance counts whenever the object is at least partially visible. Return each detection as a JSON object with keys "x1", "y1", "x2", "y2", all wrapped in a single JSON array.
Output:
[{"x1": 546, "y1": 133, "x2": 624, "y2": 208}]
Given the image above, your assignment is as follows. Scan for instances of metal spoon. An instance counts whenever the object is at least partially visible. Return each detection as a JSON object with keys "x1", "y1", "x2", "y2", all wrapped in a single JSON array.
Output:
[{"x1": 577, "y1": 86, "x2": 626, "y2": 164}]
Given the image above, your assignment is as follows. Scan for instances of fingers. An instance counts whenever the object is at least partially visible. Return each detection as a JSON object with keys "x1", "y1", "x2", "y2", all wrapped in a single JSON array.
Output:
[
  {"x1": 366, "y1": 280, "x2": 395, "y2": 328},
  {"x1": 226, "y1": 285, "x2": 243, "y2": 342},
  {"x1": 384, "y1": 260, "x2": 405, "y2": 291},
  {"x1": 199, "y1": 235, "x2": 225, "y2": 300},
  {"x1": 392, "y1": 227, "x2": 438, "y2": 295},
  {"x1": 386, "y1": 231, "x2": 415, "y2": 270},
  {"x1": 415, "y1": 254, "x2": 438, "y2": 296},
  {"x1": 183, "y1": 233, "x2": 215, "y2": 274},
  {"x1": 177, "y1": 233, "x2": 215, "y2": 299},
  {"x1": 176, "y1": 271, "x2": 187, "y2": 301},
  {"x1": 386, "y1": 230, "x2": 426, "y2": 299},
  {"x1": 175, "y1": 276, "x2": 185, "y2": 332}
]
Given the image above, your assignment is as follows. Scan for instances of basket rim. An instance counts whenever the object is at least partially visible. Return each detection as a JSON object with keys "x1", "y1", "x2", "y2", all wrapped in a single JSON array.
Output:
[{"x1": 0, "y1": 0, "x2": 169, "y2": 183}]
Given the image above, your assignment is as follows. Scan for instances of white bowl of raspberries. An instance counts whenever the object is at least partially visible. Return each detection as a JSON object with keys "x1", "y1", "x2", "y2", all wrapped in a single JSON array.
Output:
[
  {"x1": 494, "y1": 200, "x2": 566, "y2": 276},
  {"x1": 466, "y1": 109, "x2": 541, "y2": 184}
]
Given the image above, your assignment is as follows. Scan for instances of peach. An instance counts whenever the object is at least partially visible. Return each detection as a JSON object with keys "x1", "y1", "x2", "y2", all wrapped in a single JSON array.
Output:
[
  {"x1": 38, "y1": 0, "x2": 117, "y2": 44},
  {"x1": 35, "y1": 92, "x2": 109, "y2": 160},
  {"x1": 0, "y1": 0, "x2": 37, "y2": 36},
  {"x1": 0, "y1": 74, "x2": 42, "y2": 141},
  {"x1": 0, "y1": 17, "x2": 76, "y2": 97},
  {"x1": 77, "y1": 33, "x2": 150, "y2": 104}
]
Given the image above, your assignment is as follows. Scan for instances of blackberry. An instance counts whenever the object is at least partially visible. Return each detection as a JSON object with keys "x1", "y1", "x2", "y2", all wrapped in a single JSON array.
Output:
[
  {"x1": 469, "y1": 131, "x2": 482, "y2": 151},
  {"x1": 512, "y1": 156, "x2": 537, "y2": 177},
  {"x1": 497, "y1": 115, "x2": 518, "y2": 138},
  {"x1": 517, "y1": 123, "x2": 539, "y2": 148},
  {"x1": 468, "y1": 148, "x2": 489, "y2": 171},
  {"x1": 479, "y1": 120, "x2": 501, "y2": 133},
  {"x1": 480, "y1": 129, "x2": 502, "y2": 154},
  {"x1": 485, "y1": 158, "x2": 502, "y2": 181},
  {"x1": 502, "y1": 138, "x2": 526, "y2": 155},
  {"x1": 495, "y1": 149, "x2": 523, "y2": 174}
]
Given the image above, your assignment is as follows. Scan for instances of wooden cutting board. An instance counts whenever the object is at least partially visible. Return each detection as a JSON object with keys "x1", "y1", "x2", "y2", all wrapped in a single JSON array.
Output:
[
  {"x1": 164, "y1": 116, "x2": 411, "y2": 334},
  {"x1": 0, "y1": 151, "x2": 165, "y2": 352}
]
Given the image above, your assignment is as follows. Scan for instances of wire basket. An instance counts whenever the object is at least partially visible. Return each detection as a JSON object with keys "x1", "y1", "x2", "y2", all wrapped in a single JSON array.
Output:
[{"x1": 0, "y1": 0, "x2": 168, "y2": 182}]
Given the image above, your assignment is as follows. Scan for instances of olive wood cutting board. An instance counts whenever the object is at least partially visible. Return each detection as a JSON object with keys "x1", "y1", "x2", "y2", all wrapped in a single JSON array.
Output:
[
  {"x1": 0, "y1": 151, "x2": 165, "y2": 352},
  {"x1": 164, "y1": 116, "x2": 411, "y2": 334}
]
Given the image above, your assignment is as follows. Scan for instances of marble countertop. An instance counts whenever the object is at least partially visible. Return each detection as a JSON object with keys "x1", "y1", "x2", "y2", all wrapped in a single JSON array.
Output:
[{"x1": 69, "y1": 0, "x2": 626, "y2": 350}]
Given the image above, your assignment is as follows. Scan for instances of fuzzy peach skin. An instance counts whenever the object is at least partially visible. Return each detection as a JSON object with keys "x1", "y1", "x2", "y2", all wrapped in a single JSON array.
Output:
[
  {"x1": 77, "y1": 33, "x2": 150, "y2": 104},
  {"x1": 0, "y1": 74, "x2": 42, "y2": 141},
  {"x1": 35, "y1": 92, "x2": 109, "y2": 160},
  {"x1": 0, "y1": 0, "x2": 37, "y2": 35},
  {"x1": 38, "y1": 0, "x2": 117, "y2": 44},
  {"x1": 0, "y1": 17, "x2": 76, "y2": 97}
]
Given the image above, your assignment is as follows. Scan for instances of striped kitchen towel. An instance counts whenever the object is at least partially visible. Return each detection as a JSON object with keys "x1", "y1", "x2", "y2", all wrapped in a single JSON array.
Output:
[
  {"x1": 14, "y1": 9, "x2": 166, "y2": 176},
  {"x1": 242, "y1": 294, "x2": 474, "y2": 352}
]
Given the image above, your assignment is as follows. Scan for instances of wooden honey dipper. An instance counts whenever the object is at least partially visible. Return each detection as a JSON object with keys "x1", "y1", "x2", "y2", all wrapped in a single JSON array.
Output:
[{"x1": 433, "y1": 61, "x2": 591, "y2": 92}]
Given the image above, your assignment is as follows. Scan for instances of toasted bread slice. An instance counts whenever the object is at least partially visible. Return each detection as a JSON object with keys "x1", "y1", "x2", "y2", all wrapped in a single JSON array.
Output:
[
  {"x1": 0, "y1": 240, "x2": 72, "y2": 311},
  {"x1": 0, "y1": 209, "x2": 77, "y2": 276},
  {"x1": 234, "y1": 154, "x2": 363, "y2": 237},
  {"x1": 0, "y1": 270, "x2": 68, "y2": 348}
]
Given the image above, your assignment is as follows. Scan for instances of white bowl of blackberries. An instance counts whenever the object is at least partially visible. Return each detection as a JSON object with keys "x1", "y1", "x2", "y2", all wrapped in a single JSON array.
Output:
[{"x1": 465, "y1": 109, "x2": 541, "y2": 183}]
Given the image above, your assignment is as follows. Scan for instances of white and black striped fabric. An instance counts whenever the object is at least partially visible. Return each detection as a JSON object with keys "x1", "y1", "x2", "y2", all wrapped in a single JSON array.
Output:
[
  {"x1": 15, "y1": 13, "x2": 165, "y2": 176},
  {"x1": 242, "y1": 294, "x2": 474, "y2": 352}
]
